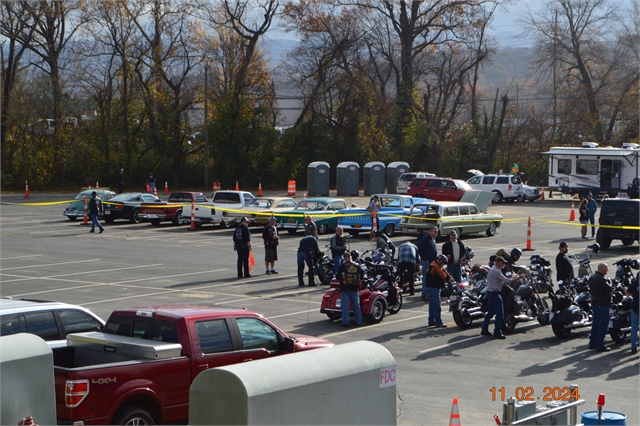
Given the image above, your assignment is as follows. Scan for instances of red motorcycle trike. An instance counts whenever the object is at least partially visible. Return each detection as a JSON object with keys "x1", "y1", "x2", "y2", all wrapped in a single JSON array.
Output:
[{"x1": 320, "y1": 263, "x2": 403, "y2": 324}]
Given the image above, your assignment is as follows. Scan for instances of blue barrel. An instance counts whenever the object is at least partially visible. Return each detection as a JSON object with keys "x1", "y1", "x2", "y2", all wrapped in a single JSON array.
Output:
[{"x1": 581, "y1": 411, "x2": 626, "y2": 425}]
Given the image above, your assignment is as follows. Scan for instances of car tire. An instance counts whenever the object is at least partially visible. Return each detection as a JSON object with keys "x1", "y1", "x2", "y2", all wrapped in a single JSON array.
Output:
[
  {"x1": 326, "y1": 312, "x2": 341, "y2": 320},
  {"x1": 621, "y1": 237, "x2": 635, "y2": 246},
  {"x1": 491, "y1": 191, "x2": 503, "y2": 203},
  {"x1": 486, "y1": 222, "x2": 497, "y2": 237},
  {"x1": 347, "y1": 230, "x2": 360, "y2": 237},
  {"x1": 104, "y1": 217, "x2": 115, "y2": 224},
  {"x1": 171, "y1": 210, "x2": 182, "y2": 226},
  {"x1": 129, "y1": 209, "x2": 141, "y2": 224},
  {"x1": 68, "y1": 216, "x2": 77, "y2": 221},
  {"x1": 596, "y1": 228, "x2": 612, "y2": 250},
  {"x1": 318, "y1": 223, "x2": 329, "y2": 235},
  {"x1": 383, "y1": 223, "x2": 394, "y2": 237},
  {"x1": 287, "y1": 229, "x2": 297, "y2": 235},
  {"x1": 112, "y1": 405, "x2": 155, "y2": 425}
]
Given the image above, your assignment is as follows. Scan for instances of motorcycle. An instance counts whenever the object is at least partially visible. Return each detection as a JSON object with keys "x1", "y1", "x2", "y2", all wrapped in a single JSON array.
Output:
[
  {"x1": 317, "y1": 236, "x2": 353, "y2": 285},
  {"x1": 608, "y1": 258, "x2": 639, "y2": 343},
  {"x1": 449, "y1": 249, "x2": 491, "y2": 329},
  {"x1": 319, "y1": 259, "x2": 403, "y2": 324},
  {"x1": 501, "y1": 273, "x2": 550, "y2": 333},
  {"x1": 528, "y1": 253, "x2": 554, "y2": 293},
  {"x1": 540, "y1": 277, "x2": 593, "y2": 339}
]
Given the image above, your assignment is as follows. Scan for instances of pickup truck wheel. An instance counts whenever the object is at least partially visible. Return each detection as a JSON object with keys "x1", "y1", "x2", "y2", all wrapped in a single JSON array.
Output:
[
  {"x1": 347, "y1": 230, "x2": 360, "y2": 237},
  {"x1": 129, "y1": 209, "x2": 141, "y2": 224},
  {"x1": 112, "y1": 405, "x2": 155, "y2": 425},
  {"x1": 150, "y1": 219, "x2": 161, "y2": 226},
  {"x1": 219, "y1": 220, "x2": 230, "y2": 229},
  {"x1": 383, "y1": 223, "x2": 394, "y2": 237},
  {"x1": 171, "y1": 210, "x2": 182, "y2": 226}
]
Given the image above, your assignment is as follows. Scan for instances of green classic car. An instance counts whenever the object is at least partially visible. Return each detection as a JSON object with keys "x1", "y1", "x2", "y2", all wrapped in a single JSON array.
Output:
[
  {"x1": 399, "y1": 191, "x2": 502, "y2": 238},
  {"x1": 276, "y1": 197, "x2": 347, "y2": 235},
  {"x1": 63, "y1": 188, "x2": 116, "y2": 221}
]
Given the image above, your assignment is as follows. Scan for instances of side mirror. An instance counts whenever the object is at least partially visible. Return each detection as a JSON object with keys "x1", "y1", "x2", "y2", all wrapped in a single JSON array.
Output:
[{"x1": 283, "y1": 336, "x2": 295, "y2": 352}]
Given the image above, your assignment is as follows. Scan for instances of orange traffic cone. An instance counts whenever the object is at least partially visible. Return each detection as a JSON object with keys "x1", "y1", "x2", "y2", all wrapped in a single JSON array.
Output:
[
  {"x1": 235, "y1": 180, "x2": 239, "y2": 191},
  {"x1": 303, "y1": 190, "x2": 307, "y2": 198},
  {"x1": 82, "y1": 196, "x2": 88, "y2": 226},
  {"x1": 258, "y1": 182, "x2": 263, "y2": 197},
  {"x1": 190, "y1": 201, "x2": 196, "y2": 231},
  {"x1": 164, "y1": 181, "x2": 169, "y2": 195},
  {"x1": 540, "y1": 191, "x2": 545, "y2": 201},
  {"x1": 449, "y1": 397, "x2": 461, "y2": 426},
  {"x1": 569, "y1": 202, "x2": 576, "y2": 221},
  {"x1": 153, "y1": 186, "x2": 158, "y2": 197},
  {"x1": 523, "y1": 216, "x2": 534, "y2": 251},
  {"x1": 24, "y1": 181, "x2": 30, "y2": 198}
]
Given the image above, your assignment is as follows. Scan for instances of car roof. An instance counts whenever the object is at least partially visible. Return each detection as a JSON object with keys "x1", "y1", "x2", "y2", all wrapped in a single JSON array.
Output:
[
  {"x1": 109, "y1": 304, "x2": 259, "y2": 321},
  {"x1": 412, "y1": 201, "x2": 477, "y2": 207},
  {"x1": 299, "y1": 197, "x2": 345, "y2": 203},
  {"x1": 0, "y1": 298, "x2": 105, "y2": 324}
]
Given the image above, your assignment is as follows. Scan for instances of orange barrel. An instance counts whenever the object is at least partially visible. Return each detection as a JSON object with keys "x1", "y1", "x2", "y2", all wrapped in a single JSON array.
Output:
[{"x1": 287, "y1": 180, "x2": 296, "y2": 196}]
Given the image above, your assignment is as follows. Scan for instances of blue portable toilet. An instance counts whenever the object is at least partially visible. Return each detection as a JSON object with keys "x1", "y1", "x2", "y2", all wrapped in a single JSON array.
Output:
[
  {"x1": 307, "y1": 161, "x2": 330, "y2": 196},
  {"x1": 336, "y1": 161, "x2": 360, "y2": 196},
  {"x1": 364, "y1": 162, "x2": 386, "y2": 195},
  {"x1": 387, "y1": 162, "x2": 410, "y2": 194}
]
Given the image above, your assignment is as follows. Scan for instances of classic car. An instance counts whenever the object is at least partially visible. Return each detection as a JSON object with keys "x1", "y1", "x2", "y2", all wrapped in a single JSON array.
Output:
[
  {"x1": 103, "y1": 192, "x2": 161, "y2": 224},
  {"x1": 223, "y1": 197, "x2": 297, "y2": 226},
  {"x1": 399, "y1": 191, "x2": 501, "y2": 238},
  {"x1": 276, "y1": 197, "x2": 347, "y2": 235},
  {"x1": 63, "y1": 188, "x2": 115, "y2": 221},
  {"x1": 338, "y1": 194, "x2": 425, "y2": 237}
]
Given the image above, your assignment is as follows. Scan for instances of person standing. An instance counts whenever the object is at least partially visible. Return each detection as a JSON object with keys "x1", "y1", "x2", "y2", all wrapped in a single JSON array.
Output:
[
  {"x1": 481, "y1": 256, "x2": 524, "y2": 339},
  {"x1": 578, "y1": 197, "x2": 589, "y2": 238},
  {"x1": 304, "y1": 215, "x2": 318, "y2": 238},
  {"x1": 588, "y1": 263, "x2": 613, "y2": 352},
  {"x1": 297, "y1": 235, "x2": 319, "y2": 286},
  {"x1": 337, "y1": 251, "x2": 363, "y2": 328},
  {"x1": 586, "y1": 193, "x2": 598, "y2": 237},
  {"x1": 397, "y1": 241, "x2": 420, "y2": 296},
  {"x1": 233, "y1": 217, "x2": 252, "y2": 279},
  {"x1": 148, "y1": 172, "x2": 156, "y2": 194},
  {"x1": 330, "y1": 226, "x2": 347, "y2": 277},
  {"x1": 88, "y1": 191, "x2": 104, "y2": 234},
  {"x1": 262, "y1": 217, "x2": 279, "y2": 275},
  {"x1": 425, "y1": 254, "x2": 454, "y2": 327},
  {"x1": 555, "y1": 241, "x2": 574, "y2": 284},
  {"x1": 368, "y1": 195, "x2": 381, "y2": 231},
  {"x1": 442, "y1": 230, "x2": 465, "y2": 284},
  {"x1": 117, "y1": 169, "x2": 125, "y2": 194},
  {"x1": 418, "y1": 226, "x2": 439, "y2": 302},
  {"x1": 626, "y1": 272, "x2": 639, "y2": 354}
]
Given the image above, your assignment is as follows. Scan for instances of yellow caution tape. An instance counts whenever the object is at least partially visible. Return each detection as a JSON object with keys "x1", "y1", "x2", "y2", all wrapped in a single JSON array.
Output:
[{"x1": 1, "y1": 200, "x2": 77, "y2": 206}]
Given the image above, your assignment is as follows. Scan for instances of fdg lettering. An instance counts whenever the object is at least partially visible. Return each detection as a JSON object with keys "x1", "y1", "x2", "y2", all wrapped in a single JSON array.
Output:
[{"x1": 379, "y1": 366, "x2": 396, "y2": 389}]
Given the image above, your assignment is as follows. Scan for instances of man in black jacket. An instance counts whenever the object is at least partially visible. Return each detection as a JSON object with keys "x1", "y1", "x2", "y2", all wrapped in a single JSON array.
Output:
[
  {"x1": 337, "y1": 252, "x2": 363, "y2": 327},
  {"x1": 88, "y1": 191, "x2": 104, "y2": 234},
  {"x1": 330, "y1": 226, "x2": 347, "y2": 277},
  {"x1": 233, "y1": 217, "x2": 252, "y2": 279},
  {"x1": 298, "y1": 235, "x2": 319, "y2": 286},
  {"x1": 588, "y1": 263, "x2": 613, "y2": 351},
  {"x1": 555, "y1": 242, "x2": 574, "y2": 283},
  {"x1": 262, "y1": 217, "x2": 279, "y2": 275},
  {"x1": 442, "y1": 230, "x2": 465, "y2": 284}
]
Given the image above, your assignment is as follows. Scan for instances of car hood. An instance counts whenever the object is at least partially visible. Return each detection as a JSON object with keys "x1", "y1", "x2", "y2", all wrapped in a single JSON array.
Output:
[
  {"x1": 289, "y1": 333, "x2": 334, "y2": 350},
  {"x1": 459, "y1": 190, "x2": 495, "y2": 212}
]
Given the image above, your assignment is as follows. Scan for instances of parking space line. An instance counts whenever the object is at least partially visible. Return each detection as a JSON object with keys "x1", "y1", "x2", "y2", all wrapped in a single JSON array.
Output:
[
  {"x1": 0, "y1": 258, "x2": 101, "y2": 271},
  {"x1": 29, "y1": 229, "x2": 73, "y2": 235},
  {"x1": 111, "y1": 268, "x2": 229, "y2": 285},
  {"x1": 0, "y1": 254, "x2": 43, "y2": 260}
]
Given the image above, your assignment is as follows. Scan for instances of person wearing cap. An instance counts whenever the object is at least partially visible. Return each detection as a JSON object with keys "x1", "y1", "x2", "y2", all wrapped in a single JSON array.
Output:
[
  {"x1": 586, "y1": 193, "x2": 598, "y2": 238},
  {"x1": 555, "y1": 242, "x2": 574, "y2": 284},
  {"x1": 233, "y1": 217, "x2": 252, "y2": 278},
  {"x1": 425, "y1": 254, "x2": 454, "y2": 327},
  {"x1": 336, "y1": 251, "x2": 363, "y2": 327},
  {"x1": 303, "y1": 215, "x2": 318, "y2": 239},
  {"x1": 262, "y1": 217, "x2": 279, "y2": 275},
  {"x1": 442, "y1": 230, "x2": 465, "y2": 285},
  {"x1": 88, "y1": 191, "x2": 104, "y2": 234},
  {"x1": 481, "y1": 256, "x2": 525, "y2": 339},
  {"x1": 367, "y1": 195, "x2": 381, "y2": 231},
  {"x1": 418, "y1": 225, "x2": 439, "y2": 302}
]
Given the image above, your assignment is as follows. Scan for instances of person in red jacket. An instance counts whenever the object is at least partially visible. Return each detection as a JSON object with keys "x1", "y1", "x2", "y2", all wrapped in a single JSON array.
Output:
[{"x1": 425, "y1": 254, "x2": 454, "y2": 327}]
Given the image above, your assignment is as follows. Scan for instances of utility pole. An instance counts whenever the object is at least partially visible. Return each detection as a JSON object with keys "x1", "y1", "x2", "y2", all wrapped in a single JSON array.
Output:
[{"x1": 204, "y1": 63, "x2": 210, "y2": 192}]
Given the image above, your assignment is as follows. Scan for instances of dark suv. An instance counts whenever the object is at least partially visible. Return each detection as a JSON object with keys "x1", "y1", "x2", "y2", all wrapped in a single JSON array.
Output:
[{"x1": 596, "y1": 198, "x2": 639, "y2": 249}]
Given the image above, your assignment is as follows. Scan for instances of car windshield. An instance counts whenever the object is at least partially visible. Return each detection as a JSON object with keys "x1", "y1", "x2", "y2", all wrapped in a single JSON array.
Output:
[
  {"x1": 294, "y1": 201, "x2": 328, "y2": 211},
  {"x1": 399, "y1": 174, "x2": 416, "y2": 182},
  {"x1": 455, "y1": 180, "x2": 472, "y2": 190},
  {"x1": 111, "y1": 194, "x2": 140, "y2": 202},
  {"x1": 601, "y1": 201, "x2": 639, "y2": 219},
  {"x1": 74, "y1": 193, "x2": 92, "y2": 200},
  {"x1": 245, "y1": 199, "x2": 273, "y2": 208}
]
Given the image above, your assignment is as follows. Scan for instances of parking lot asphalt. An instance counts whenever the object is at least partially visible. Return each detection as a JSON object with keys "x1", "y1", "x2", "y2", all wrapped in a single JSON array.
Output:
[{"x1": 1, "y1": 192, "x2": 638, "y2": 425}]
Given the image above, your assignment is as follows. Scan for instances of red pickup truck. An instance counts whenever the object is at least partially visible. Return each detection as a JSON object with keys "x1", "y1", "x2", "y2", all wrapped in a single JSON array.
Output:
[
  {"x1": 139, "y1": 192, "x2": 208, "y2": 226},
  {"x1": 53, "y1": 304, "x2": 333, "y2": 425}
]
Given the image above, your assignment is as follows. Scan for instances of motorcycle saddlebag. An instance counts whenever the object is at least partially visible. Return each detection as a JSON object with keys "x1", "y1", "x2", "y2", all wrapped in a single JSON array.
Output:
[
  {"x1": 554, "y1": 304, "x2": 582, "y2": 324},
  {"x1": 538, "y1": 310, "x2": 550, "y2": 326}
]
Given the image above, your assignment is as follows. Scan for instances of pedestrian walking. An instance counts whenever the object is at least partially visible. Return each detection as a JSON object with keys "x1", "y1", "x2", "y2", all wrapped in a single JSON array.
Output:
[
  {"x1": 555, "y1": 241, "x2": 574, "y2": 283},
  {"x1": 626, "y1": 272, "x2": 639, "y2": 354},
  {"x1": 481, "y1": 256, "x2": 524, "y2": 339},
  {"x1": 397, "y1": 241, "x2": 420, "y2": 296},
  {"x1": 330, "y1": 226, "x2": 347, "y2": 277},
  {"x1": 297, "y1": 235, "x2": 319, "y2": 286},
  {"x1": 233, "y1": 217, "x2": 252, "y2": 278},
  {"x1": 117, "y1": 169, "x2": 125, "y2": 194},
  {"x1": 588, "y1": 263, "x2": 613, "y2": 351},
  {"x1": 367, "y1": 195, "x2": 381, "y2": 231},
  {"x1": 337, "y1": 251, "x2": 363, "y2": 327},
  {"x1": 418, "y1": 225, "x2": 438, "y2": 302},
  {"x1": 148, "y1": 172, "x2": 156, "y2": 194},
  {"x1": 262, "y1": 217, "x2": 279, "y2": 275},
  {"x1": 425, "y1": 254, "x2": 454, "y2": 327},
  {"x1": 304, "y1": 215, "x2": 318, "y2": 238},
  {"x1": 88, "y1": 191, "x2": 104, "y2": 234},
  {"x1": 586, "y1": 193, "x2": 598, "y2": 237}
]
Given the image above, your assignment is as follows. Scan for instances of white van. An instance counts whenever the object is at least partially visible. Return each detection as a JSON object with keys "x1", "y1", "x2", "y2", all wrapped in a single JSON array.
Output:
[{"x1": 397, "y1": 172, "x2": 435, "y2": 194}]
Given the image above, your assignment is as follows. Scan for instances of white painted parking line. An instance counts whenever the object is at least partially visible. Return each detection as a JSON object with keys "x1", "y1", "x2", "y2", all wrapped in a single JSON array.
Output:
[
  {"x1": 537, "y1": 354, "x2": 577, "y2": 367},
  {"x1": 0, "y1": 258, "x2": 101, "y2": 271},
  {"x1": 177, "y1": 237, "x2": 230, "y2": 244},
  {"x1": 0, "y1": 254, "x2": 43, "y2": 260},
  {"x1": 29, "y1": 229, "x2": 74, "y2": 235}
]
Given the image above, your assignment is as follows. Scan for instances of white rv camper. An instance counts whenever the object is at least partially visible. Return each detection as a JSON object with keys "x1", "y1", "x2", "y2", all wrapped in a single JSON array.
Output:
[{"x1": 540, "y1": 142, "x2": 640, "y2": 197}]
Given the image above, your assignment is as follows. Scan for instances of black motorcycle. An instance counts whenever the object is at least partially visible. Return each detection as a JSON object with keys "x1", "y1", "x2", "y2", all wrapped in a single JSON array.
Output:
[
  {"x1": 608, "y1": 258, "x2": 639, "y2": 343},
  {"x1": 540, "y1": 277, "x2": 592, "y2": 339},
  {"x1": 528, "y1": 253, "x2": 554, "y2": 293},
  {"x1": 501, "y1": 274, "x2": 549, "y2": 333}
]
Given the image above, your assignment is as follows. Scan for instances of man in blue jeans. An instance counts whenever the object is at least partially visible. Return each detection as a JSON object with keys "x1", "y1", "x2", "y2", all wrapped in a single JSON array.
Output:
[
  {"x1": 88, "y1": 191, "x2": 104, "y2": 234},
  {"x1": 588, "y1": 263, "x2": 613, "y2": 351},
  {"x1": 418, "y1": 226, "x2": 438, "y2": 302},
  {"x1": 337, "y1": 252, "x2": 363, "y2": 328},
  {"x1": 425, "y1": 255, "x2": 454, "y2": 327},
  {"x1": 626, "y1": 273, "x2": 639, "y2": 354},
  {"x1": 586, "y1": 193, "x2": 598, "y2": 237},
  {"x1": 481, "y1": 256, "x2": 523, "y2": 339}
]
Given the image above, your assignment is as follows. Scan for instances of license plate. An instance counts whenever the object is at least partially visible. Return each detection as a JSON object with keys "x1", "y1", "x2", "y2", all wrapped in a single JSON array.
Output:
[
  {"x1": 336, "y1": 299, "x2": 341, "y2": 308},
  {"x1": 450, "y1": 296, "x2": 458, "y2": 302},
  {"x1": 105, "y1": 211, "x2": 110, "y2": 215},
  {"x1": 354, "y1": 224, "x2": 361, "y2": 228},
  {"x1": 146, "y1": 214, "x2": 157, "y2": 218}
]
